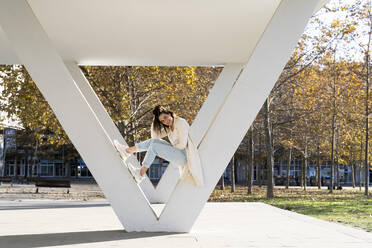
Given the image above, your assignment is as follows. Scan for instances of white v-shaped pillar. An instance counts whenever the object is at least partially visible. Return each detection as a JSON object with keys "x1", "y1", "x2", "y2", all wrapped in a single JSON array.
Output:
[
  {"x1": 66, "y1": 61, "x2": 244, "y2": 204},
  {"x1": 0, "y1": 0, "x2": 327, "y2": 232}
]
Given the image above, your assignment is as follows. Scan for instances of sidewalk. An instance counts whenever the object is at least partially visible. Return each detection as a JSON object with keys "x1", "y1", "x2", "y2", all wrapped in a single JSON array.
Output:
[{"x1": 0, "y1": 200, "x2": 370, "y2": 248}]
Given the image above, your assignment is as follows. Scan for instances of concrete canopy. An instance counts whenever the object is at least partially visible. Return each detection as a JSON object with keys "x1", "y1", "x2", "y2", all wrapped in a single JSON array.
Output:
[{"x1": 0, "y1": 0, "x2": 328, "y2": 66}]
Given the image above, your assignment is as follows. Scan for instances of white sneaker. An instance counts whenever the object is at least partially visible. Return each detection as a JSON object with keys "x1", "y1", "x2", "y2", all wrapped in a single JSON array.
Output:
[
  {"x1": 112, "y1": 139, "x2": 144, "y2": 184},
  {"x1": 113, "y1": 139, "x2": 131, "y2": 161},
  {"x1": 127, "y1": 164, "x2": 145, "y2": 184}
]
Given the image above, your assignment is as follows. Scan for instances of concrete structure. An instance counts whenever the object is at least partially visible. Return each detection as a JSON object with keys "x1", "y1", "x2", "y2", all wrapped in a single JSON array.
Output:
[{"x1": 0, "y1": 0, "x2": 329, "y2": 232}]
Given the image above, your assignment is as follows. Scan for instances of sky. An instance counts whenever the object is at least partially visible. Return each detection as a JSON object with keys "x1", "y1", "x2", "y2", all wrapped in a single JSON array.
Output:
[{"x1": 303, "y1": 0, "x2": 371, "y2": 62}]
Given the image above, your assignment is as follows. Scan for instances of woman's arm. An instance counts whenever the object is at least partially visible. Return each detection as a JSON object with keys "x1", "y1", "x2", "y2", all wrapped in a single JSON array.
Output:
[{"x1": 174, "y1": 118, "x2": 190, "y2": 150}]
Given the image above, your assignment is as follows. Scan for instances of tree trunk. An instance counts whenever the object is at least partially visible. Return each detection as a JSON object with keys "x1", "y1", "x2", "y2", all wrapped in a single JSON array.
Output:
[
  {"x1": 336, "y1": 129, "x2": 340, "y2": 188},
  {"x1": 230, "y1": 155, "x2": 235, "y2": 193},
  {"x1": 258, "y1": 163, "x2": 262, "y2": 187},
  {"x1": 304, "y1": 158, "x2": 307, "y2": 191},
  {"x1": 220, "y1": 174, "x2": 225, "y2": 190},
  {"x1": 300, "y1": 159, "x2": 304, "y2": 188},
  {"x1": 247, "y1": 127, "x2": 254, "y2": 194},
  {"x1": 360, "y1": 137, "x2": 363, "y2": 191},
  {"x1": 285, "y1": 147, "x2": 292, "y2": 189},
  {"x1": 329, "y1": 45, "x2": 338, "y2": 194},
  {"x1": 303, "y1": 137, "x2": 308, "y2": 192},
  {"x1": 351, "y1": 163, "x2": 355, "y2": 188},
  {"x1": 359, "y1": 164, "x2": 363, "y2": 191},
  {"x1": 264, "y1": 98, "x2": 274, "y2": 198},
  {"x1": 336, "y1": 158, "x2": 340, "y2": 188},
  {"x1": 317, "y1": 144, "x2": 321, "y2": 189},
  {"x1": 364, "y1": 35, "x2": 371, "y2": 196},
  {"x1": 258, "y1": 135, "x2": 263, "y2": 187},
  {"x1": 330, "y1": 117, "x2": 335, "y2": 193}
]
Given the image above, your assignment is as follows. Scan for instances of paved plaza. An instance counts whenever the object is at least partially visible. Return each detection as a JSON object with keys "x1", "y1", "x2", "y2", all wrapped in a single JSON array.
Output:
[{"x1": 0, "y1": 196, "x2": 371, "y2": 248}]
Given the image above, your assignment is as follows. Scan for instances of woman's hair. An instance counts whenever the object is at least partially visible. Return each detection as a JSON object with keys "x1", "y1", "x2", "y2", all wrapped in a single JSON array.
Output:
[{"x1": 152, "y1": 104, "x2": 178, "y2": 134}]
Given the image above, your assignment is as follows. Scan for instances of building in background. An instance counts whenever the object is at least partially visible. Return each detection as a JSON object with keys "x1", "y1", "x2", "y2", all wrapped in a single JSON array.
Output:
[
  {"x1": 1, "y1": 125, "x2": 371, "y2": 186},
  {"x1": 224, "y1": 156, "x2": 372, "y2": 187},
  {"x1": 0, "y1": 126, "x2": 170, "y2": 184}
]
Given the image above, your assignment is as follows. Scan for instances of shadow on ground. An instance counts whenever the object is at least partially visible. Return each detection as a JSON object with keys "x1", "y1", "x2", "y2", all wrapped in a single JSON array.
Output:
[
  {"x1": 0, "y1": 202, "x2": 110, "y2": 211},
  {"x1": 0, "y1": 230, "x2": 183, "y2": 248}
]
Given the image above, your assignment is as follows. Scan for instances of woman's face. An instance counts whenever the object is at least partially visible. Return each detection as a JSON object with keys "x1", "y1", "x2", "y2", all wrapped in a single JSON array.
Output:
[{"x1": 159, "y1": 113, "x2": 173, "y2": 126}]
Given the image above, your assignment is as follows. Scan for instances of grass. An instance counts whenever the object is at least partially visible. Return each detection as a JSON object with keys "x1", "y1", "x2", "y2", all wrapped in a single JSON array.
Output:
[{"x1": 208, "y1": 186, "x2": 372, "y2": 233}]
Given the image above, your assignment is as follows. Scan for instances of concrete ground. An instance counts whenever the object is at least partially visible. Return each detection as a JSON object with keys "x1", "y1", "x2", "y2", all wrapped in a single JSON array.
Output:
[{"x1": 0, "y1": 199, "x2": 371, "y2": 248}]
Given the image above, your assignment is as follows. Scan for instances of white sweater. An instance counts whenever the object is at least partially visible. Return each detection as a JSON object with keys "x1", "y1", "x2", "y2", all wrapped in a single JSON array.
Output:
[{"x1": 150, "y1": 116, "x2": 204, "y2": 187}]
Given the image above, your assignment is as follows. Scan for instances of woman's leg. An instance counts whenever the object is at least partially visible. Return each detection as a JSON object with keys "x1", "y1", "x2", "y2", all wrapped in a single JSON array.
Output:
[
  {"x1": 134, "y1": 138, "x2": 173, "y2": 168},
  {"x1": 139, "y1": 139, "x2": 187, "y2": 169},
  {"x1": 134, "y1": 138, "x2": 170, "y2": 153}
]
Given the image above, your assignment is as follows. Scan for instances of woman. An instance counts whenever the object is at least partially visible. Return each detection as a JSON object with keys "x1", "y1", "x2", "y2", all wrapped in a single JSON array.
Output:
[{"x1": 115, "y1": 105, "x2": 204, "y2": 187}]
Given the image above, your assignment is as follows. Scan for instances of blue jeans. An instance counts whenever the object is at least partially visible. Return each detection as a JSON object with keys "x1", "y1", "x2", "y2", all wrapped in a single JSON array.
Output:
[{"x1": 135, "y1": 138, "x2": 187, "y2": 168}]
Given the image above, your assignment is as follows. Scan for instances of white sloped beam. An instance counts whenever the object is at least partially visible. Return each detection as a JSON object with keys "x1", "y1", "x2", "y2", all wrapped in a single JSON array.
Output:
[
  {"x1": 64, "y1": 61, "x2": 160, "y2": 203},
  {"x1": 154, "y1": 0, "x2": 325, "y2": 232},
  {"x1": 0, "y1": 0, "x2": 158, "y2": 231},
  {"x1": 190, "y1": 64, "x2": 244, "y2": 146}
]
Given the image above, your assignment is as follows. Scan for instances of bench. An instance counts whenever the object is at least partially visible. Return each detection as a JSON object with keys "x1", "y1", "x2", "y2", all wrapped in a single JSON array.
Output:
[
  {"x1": 0, "y1": 176, "x2": 12, "y2": 183},
  {"x1": 34, "y1": 178, "x2": 71, "y2": 194}
]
